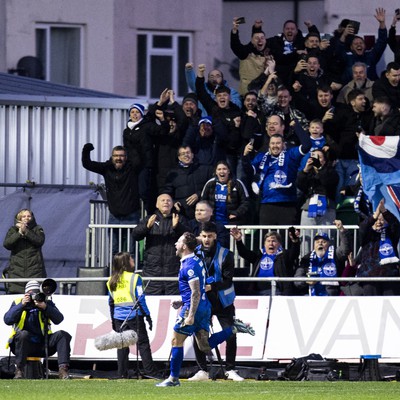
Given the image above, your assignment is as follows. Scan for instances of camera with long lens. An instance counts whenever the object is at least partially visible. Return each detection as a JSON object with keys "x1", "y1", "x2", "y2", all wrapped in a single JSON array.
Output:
[{"x1": 29, "y1": 278, "x2": 57, "y2": 303}]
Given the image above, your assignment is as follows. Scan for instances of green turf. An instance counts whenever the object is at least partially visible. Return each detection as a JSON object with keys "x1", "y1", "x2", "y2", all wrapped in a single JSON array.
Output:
[{"x1": 1, "y1": 380, "x2": 400, "y2": 400}]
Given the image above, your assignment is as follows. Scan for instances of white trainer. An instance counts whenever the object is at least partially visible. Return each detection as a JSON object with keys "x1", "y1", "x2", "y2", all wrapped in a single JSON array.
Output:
[
  {"x1": 225, "y1": 370, "x2": 244, "y2": 381},
  {"x1": 188, "y1": 370, "x2": 209, "y2": 381}
]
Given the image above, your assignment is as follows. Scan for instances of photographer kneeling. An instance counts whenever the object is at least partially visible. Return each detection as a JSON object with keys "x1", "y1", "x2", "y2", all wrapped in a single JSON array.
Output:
[{"x1": 3, "y1": 280, "x2": 72, "y2": 379}]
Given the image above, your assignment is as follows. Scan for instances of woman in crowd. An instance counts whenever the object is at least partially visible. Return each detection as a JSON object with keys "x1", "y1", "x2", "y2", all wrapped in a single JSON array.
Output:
[
  {"x1": 201, "y1": 160, "x2": 250, "y2": 225},
  {"x1": 3, "y1": 209, "x2": 46, "y2": 294}
]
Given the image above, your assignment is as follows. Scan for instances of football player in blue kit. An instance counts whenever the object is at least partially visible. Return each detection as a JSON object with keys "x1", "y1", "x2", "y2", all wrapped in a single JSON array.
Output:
[{"x1": 156, "y1": 232, "x2": 254, "y2": 387}]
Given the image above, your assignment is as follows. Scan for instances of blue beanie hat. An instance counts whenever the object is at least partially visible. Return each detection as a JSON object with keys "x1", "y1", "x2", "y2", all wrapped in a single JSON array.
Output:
[{"x1": 129, "y1": 103, "x2": 145, "y2": 117}]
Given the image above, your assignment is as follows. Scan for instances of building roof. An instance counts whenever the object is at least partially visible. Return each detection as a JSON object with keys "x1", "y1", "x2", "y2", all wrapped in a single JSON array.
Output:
[{"x1": 0, "y1": 72, "x2": 135, "y2": 109}]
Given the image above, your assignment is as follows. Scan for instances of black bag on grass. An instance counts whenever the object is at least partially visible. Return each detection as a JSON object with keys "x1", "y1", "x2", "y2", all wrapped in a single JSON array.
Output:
[{"x1": 283, "y1": 353, "x2": 338, "y2": 381}]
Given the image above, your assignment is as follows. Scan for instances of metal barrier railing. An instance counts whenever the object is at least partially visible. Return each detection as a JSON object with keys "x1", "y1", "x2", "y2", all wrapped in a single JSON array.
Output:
[
  {"x1": 86, "y1": 223, "x2": 361, "y2": 272},
  {"x1": 2, "y1": 276, "x2": 400, "y2": 296}
]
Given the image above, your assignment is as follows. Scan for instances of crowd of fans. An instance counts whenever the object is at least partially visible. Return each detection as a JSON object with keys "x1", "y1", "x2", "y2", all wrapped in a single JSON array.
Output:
[{"x1": 79, "y1": 8, "x2": 400, "y2": 298}]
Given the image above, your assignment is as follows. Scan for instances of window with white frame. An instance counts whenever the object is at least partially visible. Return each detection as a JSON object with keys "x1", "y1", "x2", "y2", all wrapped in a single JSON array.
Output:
[
  {"x1": 137, "y1": 32, "x2": 191, "y2": 100},
  {"x1": 36, "y1": 24, "x2": 83, "y2": 86}
]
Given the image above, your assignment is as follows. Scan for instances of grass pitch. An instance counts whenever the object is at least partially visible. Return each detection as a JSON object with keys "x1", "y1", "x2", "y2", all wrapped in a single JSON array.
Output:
[{"x1": 1, "y1": 379, "x2": 400, "y2": 400}]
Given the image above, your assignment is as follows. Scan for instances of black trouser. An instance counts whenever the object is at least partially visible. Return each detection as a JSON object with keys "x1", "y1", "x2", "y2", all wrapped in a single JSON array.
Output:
[
  {"x1": 114, "y1": 317, "x2": 156, "y2": 377},
  {"x1": 193, "y1": 304, "x2": 237, "y2": 371},
  {"x1": 11, "y1": 330, "x2": 71, "y2": 368}
]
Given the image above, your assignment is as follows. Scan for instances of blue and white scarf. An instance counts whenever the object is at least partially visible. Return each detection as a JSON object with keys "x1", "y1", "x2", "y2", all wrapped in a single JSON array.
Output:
[
  {"x1": 255, "y1": 151, "x2": 292, "y2": 192},
  {"x1": 308, "y1": 245, "x2": 337, "y2": 296},
  {"x1": 308, "y1": 194, "x2": 327, "y2": 218},
  {"x1": 377, "y1": 227, "x2": 400, "y2": 265},
  {"x1": 257, "y1": 247, "x2": 283, "y2": 278},
  {"x1": 353, "y1": 186, "x2": 372, "y2": 219}
]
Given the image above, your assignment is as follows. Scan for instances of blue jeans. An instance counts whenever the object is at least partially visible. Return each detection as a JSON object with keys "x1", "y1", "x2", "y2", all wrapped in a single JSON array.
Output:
[{"x1": 108, "y1": 211, "x2": 140, "y2": 256}]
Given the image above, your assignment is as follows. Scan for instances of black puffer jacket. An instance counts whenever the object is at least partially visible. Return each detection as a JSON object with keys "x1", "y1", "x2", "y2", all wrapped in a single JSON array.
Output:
[
  {"x1": 132, "y1": 210, "x2": 189, "y2": 295},
  {"x1": 3, "y1": 212, "x2": 46, "y2": 294}
]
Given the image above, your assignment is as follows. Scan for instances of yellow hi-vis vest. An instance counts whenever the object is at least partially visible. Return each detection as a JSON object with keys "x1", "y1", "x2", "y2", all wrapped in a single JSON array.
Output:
[
  {"x1": 106, "y1": 271, "x2": 139, "y2": 306},
  {"x1": 6, "y1": 298, "x2": 52, "y2": 349}
]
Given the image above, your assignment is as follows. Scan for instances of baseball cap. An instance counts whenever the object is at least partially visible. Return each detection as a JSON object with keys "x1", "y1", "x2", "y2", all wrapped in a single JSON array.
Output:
[{"x1": 314, "y1": 232, "x2": 330, "y2": 242}]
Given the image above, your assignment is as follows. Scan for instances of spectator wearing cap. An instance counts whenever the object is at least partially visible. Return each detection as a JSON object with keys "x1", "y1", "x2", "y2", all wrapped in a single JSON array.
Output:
[
  {"x1": 195, "y1": 64, "x2": 242, "y2": 177},
  {"x1": 295, "y1": 220, "x2": 351, "y2": 296},
  {"x1": 182, "y1": 116, "x2": 229, "y2": 167},
  {"x1": 185, "y1": 63, "x2": 242, "y2": 115},
  {"x1": 181, "y1": 92, "x2": 203, "y2": 126},
  {"x1": 230, "y1": 18, "x2": 271, "y2": 96},
  {"x1": 4, "y1": 280, "x2": 72, "y2": 379},
  {"x1": 123, "y1": 103, "x2": 161, "y2": 214}
]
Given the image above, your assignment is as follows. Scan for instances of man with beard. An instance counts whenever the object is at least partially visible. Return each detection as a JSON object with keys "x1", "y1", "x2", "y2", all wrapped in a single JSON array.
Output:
[
  {"x1": 188, "y1": 222, "x2": 244, "y2": 382},
  {"x1": 295, "y1": 220, "x2": 350, "y2": 296},
  {"x1": 336, "y1": 62, "x2": 374, "y2": 104},
  {"x1": 132, "y1": 194, "x2": 188, "y2": 295},
  {"x1": 243, "y1": 124, "x2": 311, "y2": 225},
  {"x1": 185, "y1": 63, "x2": 242, "y2": 113},
  {"x1": 156, "y1": 231, "x2": 254, "y2": 387},
  {"x1": 368, "y1": 96, "x2": 400, "y2": 136},
  {"x1": 81, "y1": 144, "x2": 140, "y2": 256}
]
